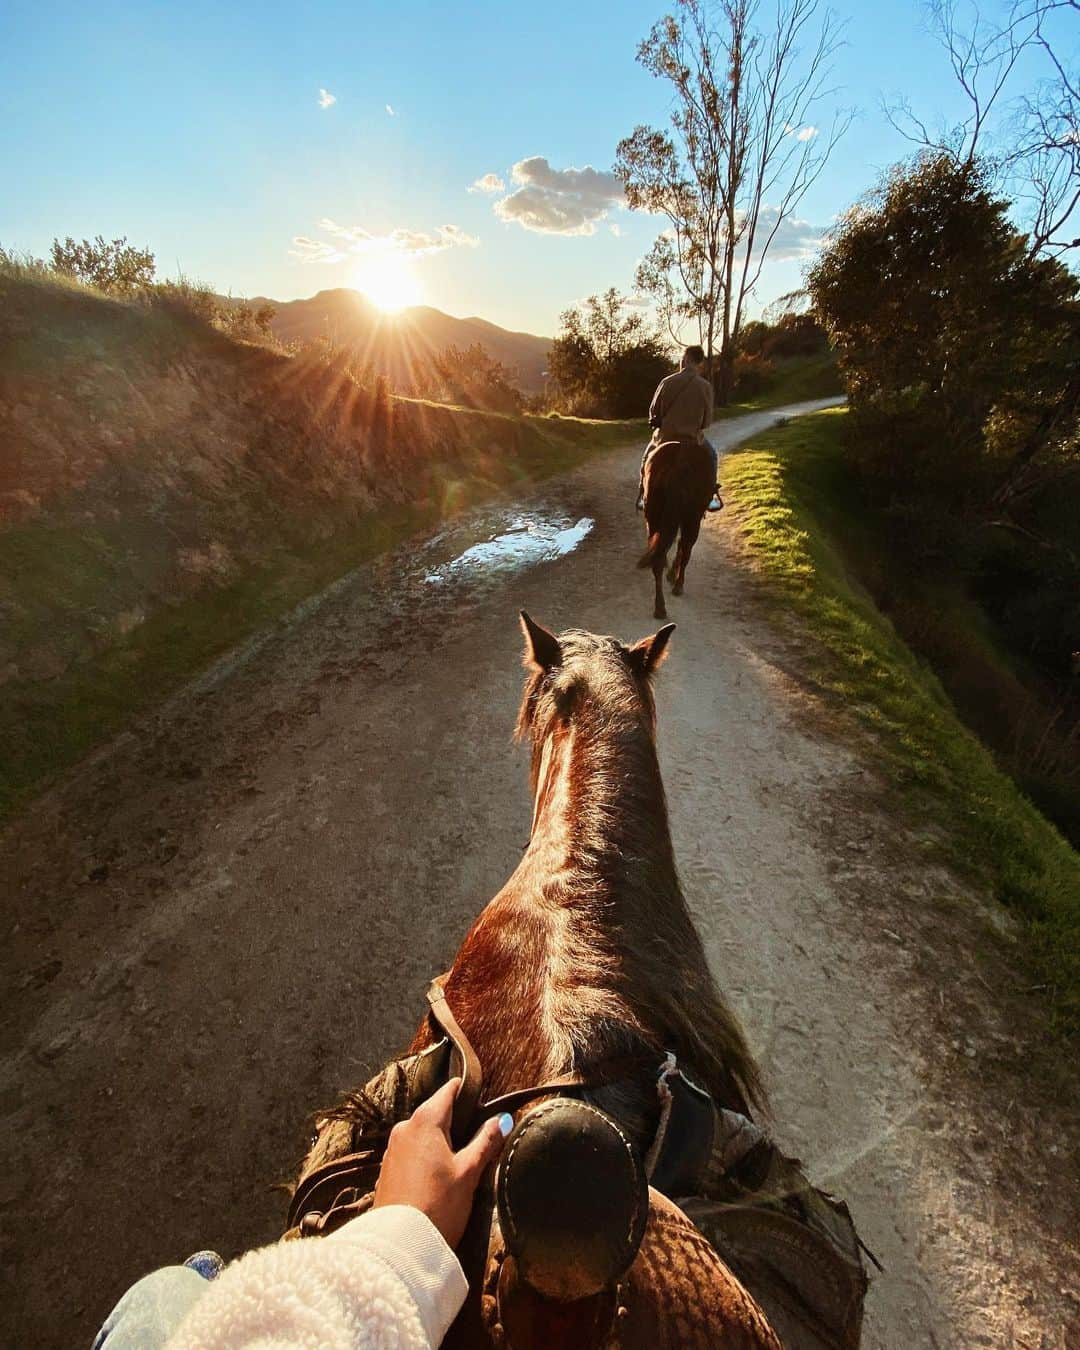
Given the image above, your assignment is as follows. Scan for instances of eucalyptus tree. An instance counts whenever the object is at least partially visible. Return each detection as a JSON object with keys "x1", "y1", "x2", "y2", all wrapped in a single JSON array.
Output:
[{"x1": 615, "y1": 0, "x2": 848, "y2": 400}]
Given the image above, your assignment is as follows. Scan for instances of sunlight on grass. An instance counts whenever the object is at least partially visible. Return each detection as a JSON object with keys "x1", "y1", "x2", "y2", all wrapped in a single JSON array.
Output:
[{"x1": 724, "y1": 407, "x2": 1080, "y2": 1037}]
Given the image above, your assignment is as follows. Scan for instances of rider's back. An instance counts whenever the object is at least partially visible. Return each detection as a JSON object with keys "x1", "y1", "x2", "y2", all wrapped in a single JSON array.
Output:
[{"x1": 649, "y1": 368, "x2": 714, "y2": 444}]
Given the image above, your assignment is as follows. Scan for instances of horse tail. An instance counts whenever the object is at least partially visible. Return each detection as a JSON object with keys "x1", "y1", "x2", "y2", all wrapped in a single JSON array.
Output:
[{"x1": 637, "y1": 531, "x2": 667, "y2": 569}]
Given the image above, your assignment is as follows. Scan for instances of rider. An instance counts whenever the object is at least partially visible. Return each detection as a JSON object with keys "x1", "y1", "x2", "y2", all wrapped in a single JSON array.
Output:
[
  {"x1": 637, "y1": 344, "x2": 723, "y2": 513},
  {"x1": 92, "y1": 1079, "x2": 510, "y2": 1349}
]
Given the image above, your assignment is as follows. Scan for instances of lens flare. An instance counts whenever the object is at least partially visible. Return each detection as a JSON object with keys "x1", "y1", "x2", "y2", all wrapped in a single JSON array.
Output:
[{"x1": 349, "y1": 252, "x2": 421, "y2": 312}]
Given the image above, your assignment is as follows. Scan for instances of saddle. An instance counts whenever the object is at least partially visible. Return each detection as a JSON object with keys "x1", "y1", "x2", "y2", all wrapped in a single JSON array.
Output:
[{"x1": 286, "y1": 981, "x2": 871, "y2": 1348}]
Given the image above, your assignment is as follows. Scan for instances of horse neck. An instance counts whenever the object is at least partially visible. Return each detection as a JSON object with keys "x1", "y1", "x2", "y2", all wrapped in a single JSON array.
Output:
[
  {"x1": 526, "y1": 703, "x2": 677, "y2": 896},
  {"x1": 430, "y1": 701, "x2": 681, "y2": 1092}
]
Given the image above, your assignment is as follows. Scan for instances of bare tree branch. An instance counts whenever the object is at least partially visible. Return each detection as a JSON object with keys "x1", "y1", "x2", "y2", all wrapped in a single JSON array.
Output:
[
  {"x1": 616, "y1": 0, "x2": 849, "y2": 398},
  {"x1": 888, "y1": 0, "x2": 1080, "y2": 257}
]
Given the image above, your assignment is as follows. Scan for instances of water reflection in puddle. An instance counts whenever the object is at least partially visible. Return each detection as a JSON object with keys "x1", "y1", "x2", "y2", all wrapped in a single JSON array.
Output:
[{"x1": 425, "y1": 514, "x2": 594, "y2": 585}]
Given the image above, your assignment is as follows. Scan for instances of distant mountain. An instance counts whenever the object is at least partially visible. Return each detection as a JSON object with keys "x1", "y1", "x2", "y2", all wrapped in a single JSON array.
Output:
[{"x1": 258, "y1": 289, "x2": 552, "y2": 394}]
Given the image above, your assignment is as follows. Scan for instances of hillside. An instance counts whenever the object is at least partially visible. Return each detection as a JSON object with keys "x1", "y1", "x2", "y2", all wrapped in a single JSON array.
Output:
[
  {"x1": 0, "y1": 269, "x2": 637, "y2": 818},
  {"x1": 261, "y1": 288, "x2": 552, "y2": 393}
]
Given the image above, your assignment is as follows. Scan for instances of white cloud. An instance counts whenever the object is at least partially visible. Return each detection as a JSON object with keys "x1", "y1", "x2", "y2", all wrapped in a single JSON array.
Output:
[
  {"x1": 291, "y1": 219, "x2": 478, "y2": 264},
  {"x1": 386, "y1": 103, "x2": 395, "y2": 116},
  {"x1": 783, "y1": 123, "x2": 818, "y2": 142},
  {"x1": 469, "y1": 172, "x2": 506, "y2": 195},
  {"x1": 318, "y1": 89, "x2": 336, "y2": 109},
  {"x1": 753, "y1": 207, "x2": 825, "y2": 261},
  {"x1": 609, "y1": 223, "x2": 623, "y2": 237},
  {"x1": 493, "y1": 156, "x2": 625, "y2": 235}
]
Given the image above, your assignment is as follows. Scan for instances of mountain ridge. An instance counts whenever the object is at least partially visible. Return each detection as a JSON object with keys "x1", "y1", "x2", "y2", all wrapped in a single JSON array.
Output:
[{"x1": 258, "y1": 288, "x2": 552, "y2": 393}]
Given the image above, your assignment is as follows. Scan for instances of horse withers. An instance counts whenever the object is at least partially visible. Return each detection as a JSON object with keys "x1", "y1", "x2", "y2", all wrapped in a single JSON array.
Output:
[
  {"x1": 638, "y1": 438, "x2": 716, "y2": 619},
  {"x1": 289, "y1": 615, "x2": 869, "y2": 1348}
]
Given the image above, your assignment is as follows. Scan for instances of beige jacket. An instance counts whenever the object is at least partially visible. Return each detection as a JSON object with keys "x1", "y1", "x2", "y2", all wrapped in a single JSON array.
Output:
[{"x1": 648, "y1": 367, "x2": 714, "y2": 443}]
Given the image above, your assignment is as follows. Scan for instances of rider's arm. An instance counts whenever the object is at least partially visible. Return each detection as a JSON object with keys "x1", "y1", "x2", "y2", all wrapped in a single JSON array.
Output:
[
  {"x1": 167, "y1": 1081, "x2": 508, "y2": 1350},
  {"x1": 701, "y1": 377, "x2": 714, "y2": 434},
  {"x1": 649, "y1": 378, "x2": 666, "y2": 428},
  {"x1": 167, "y1": 1205, "x2": 466, "y2": 1350}
]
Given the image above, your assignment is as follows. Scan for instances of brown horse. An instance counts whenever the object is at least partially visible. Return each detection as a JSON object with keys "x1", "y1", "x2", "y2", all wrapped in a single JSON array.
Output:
[
  {"x1": 289, "y1": 616, "x2": 806, "y2": 1346},
  {"x1": 637, "y1": 438, "x2": 716, "y2": 620}
]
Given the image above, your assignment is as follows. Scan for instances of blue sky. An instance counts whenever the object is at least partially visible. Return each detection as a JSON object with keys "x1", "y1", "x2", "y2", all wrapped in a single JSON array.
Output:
[{"x1": 0, "y1": 1, "x2": 1062, "y2": 334}]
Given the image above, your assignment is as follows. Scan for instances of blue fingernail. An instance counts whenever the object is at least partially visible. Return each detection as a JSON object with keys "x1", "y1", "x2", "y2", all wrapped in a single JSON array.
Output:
[{"x1": 498, "y1": 1113, "x2": 514, "y2": 1137}]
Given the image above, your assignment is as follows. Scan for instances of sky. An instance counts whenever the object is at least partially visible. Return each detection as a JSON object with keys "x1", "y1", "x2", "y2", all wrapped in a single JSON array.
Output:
[{"x1": 1, "y1": 1, "x2": 1072, "y2": 336}]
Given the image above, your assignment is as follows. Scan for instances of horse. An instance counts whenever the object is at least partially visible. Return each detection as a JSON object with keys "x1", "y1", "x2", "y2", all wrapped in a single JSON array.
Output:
[
  {"x1": 288, "y1": 615, "x2": 866, "y2": 1347},
  {"x1": 637, "y1": 438, "x2": 716, "y2": 620}
]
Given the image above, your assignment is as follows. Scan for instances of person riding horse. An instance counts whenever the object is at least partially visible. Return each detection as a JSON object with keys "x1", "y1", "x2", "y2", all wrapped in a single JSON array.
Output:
[{"x1": 637, "y1": 345, "x2": 723, "y2": 513}]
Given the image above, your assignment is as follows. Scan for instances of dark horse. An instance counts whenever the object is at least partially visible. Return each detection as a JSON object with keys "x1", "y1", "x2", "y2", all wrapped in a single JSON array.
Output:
[
  {"x1": 637, "y1": 438, "x2": 716, "y2": 620},
  {"x1": 289, "y1": 617, "x2": 864, "y2": 1346}
]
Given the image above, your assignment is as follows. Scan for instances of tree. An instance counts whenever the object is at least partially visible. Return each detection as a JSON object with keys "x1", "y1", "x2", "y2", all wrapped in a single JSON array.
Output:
[
  {"x1": 426, "y1": 344, "x2": 523, "y2": 413},
  {"x1": 808, "y1": 152, "x2": 1079, "y2": 530},
  {"x1": 546, "y1": 289, "x2": 672, "y2": 417},
  {"x1": 615, "y1": 0, "x2": 848, "y2": 400},
  {"x1": 49, "y1": 235, "x2": 156, "y2": 295},
  {"x1": 221, "y1": 300, "x2": 277, "y2": 342},
  {"x1": 888, "y1": 1, "x2": 1079, "y2": 259}
]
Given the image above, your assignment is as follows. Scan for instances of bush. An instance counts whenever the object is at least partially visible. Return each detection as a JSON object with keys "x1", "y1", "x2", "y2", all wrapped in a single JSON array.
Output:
[
  {"x1": 422, "y1": 344, "x2": 523, "y2": 413},
  {"x1": 151, "y1": 277, "x2": 220, "y2": 325},
  {"x1": 547, "y1": 289, "x2": 671, "y2": 417},
  {"x1": 49, "y1": 235, "x2": 156, "y2": 295},
  {"x1": 732, "y1": 352, "x2": 775, "y2": 396}
]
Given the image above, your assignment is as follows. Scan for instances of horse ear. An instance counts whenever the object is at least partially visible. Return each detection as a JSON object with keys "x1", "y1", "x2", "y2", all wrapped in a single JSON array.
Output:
[
  {"x1": 520, "y1": 611, "x2": 562, "y2": 672},
  {"x1": 628, "y1": 623, "x2": 676, "y2": 676}
]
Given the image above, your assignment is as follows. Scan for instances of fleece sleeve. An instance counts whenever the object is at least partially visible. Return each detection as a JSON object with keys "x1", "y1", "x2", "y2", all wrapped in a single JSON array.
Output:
[{"x1": 166, "y1": 1206, "x2": 468, "y2": 1350}]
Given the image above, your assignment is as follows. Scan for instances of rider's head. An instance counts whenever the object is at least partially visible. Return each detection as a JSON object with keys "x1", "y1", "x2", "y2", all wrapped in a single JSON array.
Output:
[{"x1": 681, "y1": 345, "x2": 706, "y2": 371}]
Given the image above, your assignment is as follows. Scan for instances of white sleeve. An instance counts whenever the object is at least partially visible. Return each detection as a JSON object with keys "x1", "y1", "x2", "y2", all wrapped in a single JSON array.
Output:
[{"x1": 167, "y1": 1206, "x2": 469, "y2": 1350}]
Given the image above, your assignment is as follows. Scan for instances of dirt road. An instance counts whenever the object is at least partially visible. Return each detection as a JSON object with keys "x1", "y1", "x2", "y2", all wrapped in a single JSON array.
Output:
[{"x1": 3, "y1": 402, "x2": 1076, "y2": 1347}]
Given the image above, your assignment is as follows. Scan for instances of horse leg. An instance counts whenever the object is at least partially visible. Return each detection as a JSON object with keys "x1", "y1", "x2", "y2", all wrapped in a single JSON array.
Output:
[
  {"x1": 653, "y1": 554, "x2": 668, "y2": 620},
  {"x1": 671, "y1": 542, "x2": 687, "y2": 595},
  {"x1": 672, "y1": 518, "x2": 701, "y2": 596}
]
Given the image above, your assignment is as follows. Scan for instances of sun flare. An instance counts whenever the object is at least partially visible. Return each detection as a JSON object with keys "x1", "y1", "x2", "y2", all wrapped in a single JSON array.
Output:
[{"x1": 350, "y1": 252, "x2": 422, "y2": 312}]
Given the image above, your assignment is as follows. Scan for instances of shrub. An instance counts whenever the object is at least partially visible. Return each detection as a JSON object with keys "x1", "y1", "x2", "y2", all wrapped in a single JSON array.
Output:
[
  {"x1": 49, "y1": 235, "x2": 156, "y2": 295},
  {"x1": 423, "y1": 344, "x2": 523, "y2": 413},
  {"x1": 732, "y1": 352, "x2": 775, "y2": 396},
  {"x1": 547, "y1": 289, "x2": 671, "y2": 418}
]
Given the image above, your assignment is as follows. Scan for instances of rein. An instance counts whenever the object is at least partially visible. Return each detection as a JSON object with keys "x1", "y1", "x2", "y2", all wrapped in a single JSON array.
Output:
[{"x1": 427, "y1": 977, "x2": 591, "y2": 1149}]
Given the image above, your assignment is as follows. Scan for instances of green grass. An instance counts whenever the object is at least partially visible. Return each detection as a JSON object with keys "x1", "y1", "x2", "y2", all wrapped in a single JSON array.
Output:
[
  {"x1": 0, "y1": 414, "x2": 645, "y2": 825},
  {"x1": 722, "y1": 407, "x2": 1080, "y2": 1037},
  {"x1": 714, "y1": 353, "x2": 844, "y2": 419}
]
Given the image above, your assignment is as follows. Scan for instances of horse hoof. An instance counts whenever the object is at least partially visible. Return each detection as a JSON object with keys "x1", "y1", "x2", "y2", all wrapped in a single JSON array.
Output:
[
  {"x1": 672, "y1": 582, "x2": 684, "y2": 596},
  {"x1": 654, "y1": 607, "x2": 667, "y2": 621}
]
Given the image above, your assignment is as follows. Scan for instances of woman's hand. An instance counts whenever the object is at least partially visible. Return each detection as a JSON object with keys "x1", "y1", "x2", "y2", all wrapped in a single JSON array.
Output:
[{"x1": 372, "y1": 1078, "x2": 512, "y2": 1249}]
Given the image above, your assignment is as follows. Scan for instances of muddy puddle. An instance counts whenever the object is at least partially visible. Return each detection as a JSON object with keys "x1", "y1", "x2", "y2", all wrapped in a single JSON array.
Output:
[{"x1": 422, "y1": 512, "x2": 594, "y2": 585}]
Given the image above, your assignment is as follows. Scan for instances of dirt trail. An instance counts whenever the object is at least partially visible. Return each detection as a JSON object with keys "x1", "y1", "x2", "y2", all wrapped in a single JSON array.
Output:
[{"x1": 2, "y1": 402, "x2": 1076, "y2": 1348}]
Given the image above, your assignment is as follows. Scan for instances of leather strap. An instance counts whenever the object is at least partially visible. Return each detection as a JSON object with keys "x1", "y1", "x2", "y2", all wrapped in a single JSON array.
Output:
[
  {"x1": 286, "y1": 1149, "x2": 379, "y2": 1233},
  {"x1": 426, "y1": 978, "x2": 485, "y2": 1149},
  {"x1": 480, "y1": 1073, "x2": 589, "y2": 1118}
]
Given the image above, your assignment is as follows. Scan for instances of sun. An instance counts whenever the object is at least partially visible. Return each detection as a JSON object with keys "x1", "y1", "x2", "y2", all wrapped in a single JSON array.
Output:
[{"x1": 350, "y1": 252, "x2": 422, "y2": 312}]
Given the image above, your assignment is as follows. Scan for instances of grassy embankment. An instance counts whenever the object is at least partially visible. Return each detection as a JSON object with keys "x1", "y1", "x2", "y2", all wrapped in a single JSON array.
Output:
[
  {"x1": 0, "y1": 410, "x2": 639, "y2": 825},
  {"x1": 722, "y1": 406, "x2": 1080, "y2": 1037}
]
